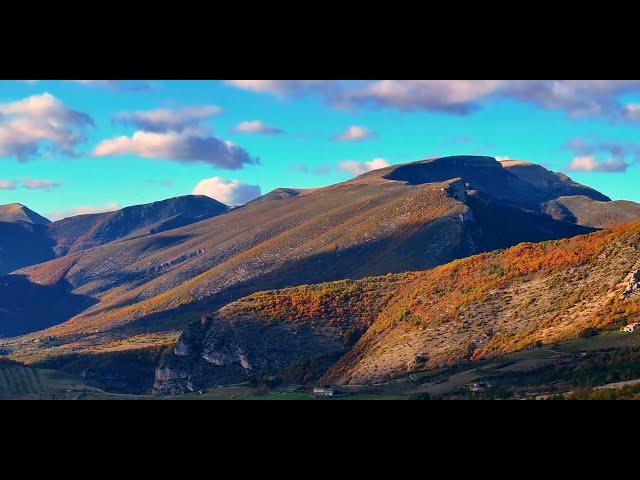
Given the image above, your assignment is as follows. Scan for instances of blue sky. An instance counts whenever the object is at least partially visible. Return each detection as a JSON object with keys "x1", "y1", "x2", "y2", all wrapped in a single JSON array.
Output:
[{"x1": 1, "y1": 80, "x2": 639, "y2": 219}]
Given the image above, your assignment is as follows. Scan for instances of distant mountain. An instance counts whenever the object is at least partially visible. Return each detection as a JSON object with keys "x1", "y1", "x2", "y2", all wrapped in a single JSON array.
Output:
[
  {"x1": 499, "y1": 160, "x2": 610, "y2": 202},
  {"x1": 48, "y1": 195, "x2": 228, "y2": 256},
  {"x1": 155, "y1": 221, "x2": 640, "y2": 394},
  {"x1": 0, "y1": 222, "x2": 55, "y2": 275},
  {"x1": 0, "y1": 196, "x2": 228, "y2": 276},
  {"x1": 4, "y1": 155, "x2": 640, "y2": 392},
  {"x1": 0, "y1": 204, "x2": 51, "y2": 225},
  {"x1": 545, "y1": 196, "x2": 640, "y2": 229}
]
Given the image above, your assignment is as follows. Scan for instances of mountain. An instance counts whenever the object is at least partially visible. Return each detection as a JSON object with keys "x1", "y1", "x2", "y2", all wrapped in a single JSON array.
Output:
[
  {"x1": 3, "y1": 155, "x2": 640, "y2": 391},
  {"x1": 0, "y1": 196, "x2": 227, "y2": 276},
  {"x1": 154, "y1": 221, "x2": 640, "y2": 394},
  {"x1": 0, "y1": 221, "x2": 55, "y2": 275},
  {"x1": 48, "y1": 195, "x2": 228, "y2": 256},
  {"x1": 499, "y1": 160, "x2": 610, "y2": 202},
  {"x1": 544, "y1": 196, "x2": 640, "y2": 229},
  {"x1": 0, "y1": 203, "x2": 51, "y2": 226}
]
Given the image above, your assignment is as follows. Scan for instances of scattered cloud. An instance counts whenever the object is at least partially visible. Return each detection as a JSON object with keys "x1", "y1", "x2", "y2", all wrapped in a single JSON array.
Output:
[
  {"x1": 290, "y1": 164, "x2": 330, "y2": 175},
  {"x1": 192, "y1": 177, "x2": 261, "y2": 206},
  {"x1": 566, "y1": 155, "x2": 629, "y2": 173},
  {"x1": 331, "y1": 125, "x2": 376, "y2": 142},
  {"x1": 232, "y1": 120, "x2": 284, "y2": 135},
  {"x1": 0, "y1": 178, "x2": 62, "y2": 191},
  {"x1": 0, "y1": 180, "x2": 17, "y2": 190},
  {"x1": 563, "y1": 136, "x2": 640, "y2": 173},
  {"x1": 21, "y1": 178, "x2": 62, "y2": 191},
  {"x1": 71, "y1": 80, "x2": 152, "y2": 92},
  {"x1": 226, "y1": 80, "x2": 640, "y2": 119},
  {"x1": 225, "y1": 80, "x2": 336, "y2": 98},
  {"x1": 93, "y1": 131, "x2": 258, "y2": 170},
  {"x1": 48, "y1": 202, "x2": 121, "y2": 221},
  {"x1": 622, "y1": 103, "x2": 640, "y2": 123},
  {"x1": 115, "y1": 105, "x2": 222, "y2": 132},
  {"x1": 337, "y1": 158, "x2": 391, "y2": 176},
  {"x1": 0, "y1": 93, "x2": 94, "y2": 161}
]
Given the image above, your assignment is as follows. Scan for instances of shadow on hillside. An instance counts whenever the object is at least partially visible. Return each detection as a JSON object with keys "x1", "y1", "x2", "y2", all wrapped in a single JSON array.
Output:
[
  {"x1": 115, "y1": 201, "x2": 597, "y2": 339},
  {"x1": 0, "y1": 274, "x2": 98, "y2": 338},
  {"x1": 37, "y1": 200, "x2": 603, "y2": 393},
  {"x1": 0, "y1": 222, "x2": 57, "y2": 275}
]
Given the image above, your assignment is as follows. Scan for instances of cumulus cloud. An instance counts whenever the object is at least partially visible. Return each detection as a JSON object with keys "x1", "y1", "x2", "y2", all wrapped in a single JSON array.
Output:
[
  {"x1": 337, "y1": 158, "x2": 391, "y2": 176},
  {"x1": 226, "y1": 80, "x2": 640, "y2": 119},
  {"x1": 566, "y1": 155, "x2": 629, "y2": 173},
  {"x1": 48, "y1": 202, "x2": 121, "y2": 221},
  {"x1": 232, "y1": 120, "x2": 284, "y2": 135},
  {"x1": 0, "y1": 180, "x2": 16, "y2": 190},
  {"x1": 93, "y1": 131, "x2": 258, "y2": 170},
  {"x1": 115, "y1": 105, "x2": 222, "y2": 132},
  {"x1": 0, "y1": 93, "x2": 94, "y2": 160},
  {"x1": 192, "y1": 177, "x2": 261, "y2": 206},
  {"x1": 563, "y1": 136, "x2": 640, "y2": 173},
  {"x1": 331, "y1": 125, "x2": 377, "y2": 142},
  {"x1": 21, "y1": 178, "x2": 62, "y2": 191}
]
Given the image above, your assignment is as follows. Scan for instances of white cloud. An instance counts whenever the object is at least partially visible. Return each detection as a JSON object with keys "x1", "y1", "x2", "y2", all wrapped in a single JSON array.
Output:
[
  {"x1": 0, "y1": 180, "x2": 16, "y2": 190},
  {"x1": 115, "y1": 105, "x2": 222, "y2": 132},
  {"x1": 225, "y1": 80, "x2": 334, "y2": 98},
  {"x1": 93, "y1": 130, "x2": 258, "y2": 170},
  {"x1": 48, "y1": 202, "x2": 121, "y2": 221},
  {"x1": 622, "y1": 103, "x2": 640, "y2": 122},
  {"x1": 226, "y1": 80, "x2": 640, "y2": 119},
  {"x1": 21, "y1": 178, "x2": 62, "y2": 191},
  {"x1": 0, "y1": 93, "x2": 93, "y2": 160},
  {"x1": 566, "y1": 155, "x2": 629, "y2": 173},
  {"x1": 71, "y1": 80, "x2": 152, "y2": 92},
  {"x1": 232, "y1": 120, "x2": 284, "y2": 135},
  {"x1": 331, "y1": 125, "x2": 376, "y2": 142},
  {"x1": 338, "y1": 158, "x2": 391, "y2": 176},
  {"x1": 192, "y1": 177, "x2": 261, "y2": 206}
]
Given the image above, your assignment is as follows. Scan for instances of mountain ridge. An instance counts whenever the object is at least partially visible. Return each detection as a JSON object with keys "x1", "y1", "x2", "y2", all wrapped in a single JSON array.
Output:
[{"x1": 3, "y1": 155, "x2": 640, "y2": 393}]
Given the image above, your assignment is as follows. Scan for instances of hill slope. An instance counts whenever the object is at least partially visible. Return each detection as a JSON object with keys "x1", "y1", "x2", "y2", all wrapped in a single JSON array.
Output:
[
  {"x1": 3, "y1": 156, "x2": 640, "y2": 390},
  {"x1": 0, "y1": 203, "x2": 51, "y2": 226},
  {"x1": 154, "y1": 222, "x2": 640, "y2": 393},
  {"x1": 48, "y1": 195, "x2": 228, "y2": 256}
]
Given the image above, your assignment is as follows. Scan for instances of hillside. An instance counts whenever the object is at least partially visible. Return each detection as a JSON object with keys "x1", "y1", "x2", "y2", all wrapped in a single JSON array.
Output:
[
  {"x1": 0, "y1": 204, "x2": 55, "y2": 274},
  {"x1": 3, "y1": 155, "x2": 640, "y2": 390},
  {"x1": 0, "y1": 222, "x2": 55, "y2": 275},
  {"x1": 0, "y1": 203, "x2": 51, "y2": 226},
  {"x1": 0, "y1": 195, "x2": 228, "y2": 275},
  {"x1": 544, "y1": 196, "x2": 640, "y2": 229},
  {"x1": 154, "y1": 222, "x2": 640, "y2": 394},
  {"x1": 48, "y1": 195, "x2": 228, "y2": 256}
]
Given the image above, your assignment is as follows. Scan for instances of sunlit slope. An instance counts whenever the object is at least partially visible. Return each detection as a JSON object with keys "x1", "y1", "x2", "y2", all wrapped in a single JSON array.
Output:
[{"x1": 155, "y1": 222, "x2": 640, "y2": 392}]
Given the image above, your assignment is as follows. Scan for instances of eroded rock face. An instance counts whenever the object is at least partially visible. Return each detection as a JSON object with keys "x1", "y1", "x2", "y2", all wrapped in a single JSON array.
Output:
[
  {"x1": 621, "y1": 270, "x2": 640, "y2": 299},
  {"x1": 152, "y1": 315, "x2": 357, "y2": 395}
]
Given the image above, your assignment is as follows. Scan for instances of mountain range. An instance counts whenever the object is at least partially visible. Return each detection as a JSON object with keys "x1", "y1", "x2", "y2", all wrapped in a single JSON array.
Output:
[{"x1": 1, "y1": 155, "x2": 640, "y2": 395}]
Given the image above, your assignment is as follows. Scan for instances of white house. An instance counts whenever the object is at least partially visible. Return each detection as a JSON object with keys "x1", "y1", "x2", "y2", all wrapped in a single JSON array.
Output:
[{"x1": 312, "y1": 387, "x2": 334, "y2": 397}]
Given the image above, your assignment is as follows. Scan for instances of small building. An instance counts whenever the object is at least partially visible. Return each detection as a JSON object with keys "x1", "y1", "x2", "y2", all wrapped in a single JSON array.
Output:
[
  {"x1": 621, "y1": 322, "x2": 640, "y2": 333},
  {"x1": 468, "y1": 382, "x2": 490, "y2": 393},
  {"x1": 312, "y1": 387, "x2": 334, "y2": 397}
]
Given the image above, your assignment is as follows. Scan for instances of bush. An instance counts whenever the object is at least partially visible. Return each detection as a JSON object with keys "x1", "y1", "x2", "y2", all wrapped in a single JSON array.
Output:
[
  {"x1": 408, "y1": 392, "x2": 431, "y2": 400},
  {"x1": 579, "y1": 327, "x2": 599, "y2": 339}
]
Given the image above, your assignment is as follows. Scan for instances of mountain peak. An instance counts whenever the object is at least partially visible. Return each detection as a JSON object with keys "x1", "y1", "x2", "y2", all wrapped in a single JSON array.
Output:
[{"x1": 0, "y1": 203, "x2": 51, "y2": 226}]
